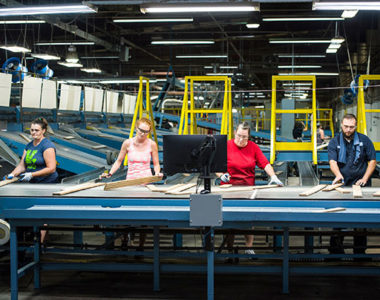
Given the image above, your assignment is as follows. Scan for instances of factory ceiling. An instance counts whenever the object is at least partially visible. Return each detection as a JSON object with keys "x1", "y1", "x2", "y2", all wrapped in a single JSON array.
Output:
[{"x1": 1, "y1": 0, "x2": 380, "y2": 106}]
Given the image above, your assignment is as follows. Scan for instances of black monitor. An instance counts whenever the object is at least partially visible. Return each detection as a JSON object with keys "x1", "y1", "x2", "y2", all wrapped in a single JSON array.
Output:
[{"x1": 163, "y1": 134, "x2": 227, "y2": 192}]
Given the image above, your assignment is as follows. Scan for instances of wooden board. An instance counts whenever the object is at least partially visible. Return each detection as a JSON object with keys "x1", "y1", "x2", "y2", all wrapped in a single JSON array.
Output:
[
  {"x1": 104, "y1": 175, "x2": 162, "y2": 191},
  {"x1": 315, "y1": 207, "x2": 346, "y2": 213},
  {"x1": 91, "y1": 145, "x2": 106, "y2": 150},
  {"x1": 146, "y1": 183, "x2": 183, "y2": 193},
  {"x1": 165, "y1": 183, "x2": 196, "y2": 194},
  {"x1": 299, "y1": 184, "x2": 327, "y2": 196},
  {"x1": 335, "y1": 187, "x2": 351, "y2": 194},
  {"x1": 53, "y1": 182, "x2": 105, "y2": 195},
  {"x1": 219, "y1": 184, "x2": 233, "y2": 189},
  {"x1": 174, "y1": 184, "x2": 282, "y2": 195},
  {"x1": 0, "y1": 177, "x2": 19, "y2": 187},
  {"x1": 373, "y1": 190, "x2": 380, "y2": 197},
  {"x1": 322, "y1": 183, "x2": 344, "y2": 191},
  {"x1": 63, "y1": 135, "x2": 75, "y2": 140},
  {"x1": 352, "y1": 185, "x2": 363, "y2": 198}
]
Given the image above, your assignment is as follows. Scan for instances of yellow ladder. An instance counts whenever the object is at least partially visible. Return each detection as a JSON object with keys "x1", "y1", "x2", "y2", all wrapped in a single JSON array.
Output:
[
  {"x1": 357, "y1": 74, "x2": 380, "y2": 150},
  {"x1": 178, "y1": 76, "x2": 233, "y2": 139},
  {"x1": 270, "y1": 75, "x2": 318, "y2": 164}
]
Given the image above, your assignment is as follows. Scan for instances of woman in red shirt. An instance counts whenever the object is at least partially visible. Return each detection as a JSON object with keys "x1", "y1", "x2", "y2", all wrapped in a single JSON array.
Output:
[{"x1": 218, "y1": 122, "x2": 283, "y2": 259}]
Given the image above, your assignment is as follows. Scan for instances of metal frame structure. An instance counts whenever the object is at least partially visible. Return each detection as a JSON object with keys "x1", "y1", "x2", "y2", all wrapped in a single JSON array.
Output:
[
  {"x1": 178, "y1": 76, "x2": 233, "y2": 139},
  {"x1": 357, "y1": 75, "x2": 380, "y2": 150},
  {"x1": 270, "y1": 75, "x2": 318, "y2": 164},
  {"x1": 317, "y1": 108, "x2": 334, "y2": 138}
]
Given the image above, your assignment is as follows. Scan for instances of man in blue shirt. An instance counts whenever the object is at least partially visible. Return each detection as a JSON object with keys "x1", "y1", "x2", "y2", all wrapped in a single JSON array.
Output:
[{"x1": 328, "y1": 113, "x2": 376, "y2": 255}]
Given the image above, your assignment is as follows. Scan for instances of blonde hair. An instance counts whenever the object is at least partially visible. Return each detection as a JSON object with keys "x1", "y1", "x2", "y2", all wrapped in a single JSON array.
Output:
[{"x1": 136, "y1": 117, "x2": 152, "y2": 131}]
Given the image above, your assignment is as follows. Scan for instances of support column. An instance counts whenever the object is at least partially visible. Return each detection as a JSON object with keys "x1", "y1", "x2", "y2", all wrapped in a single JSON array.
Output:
[
  {"x1": 10, "y1": 226, "x2": 18, "y2": 300},
  {"x1": 282, "y1": 227, "x2": 289, "y2": 294},
  {"x1": 153, "y1": 226, "x2": 160, "y2": 291}
]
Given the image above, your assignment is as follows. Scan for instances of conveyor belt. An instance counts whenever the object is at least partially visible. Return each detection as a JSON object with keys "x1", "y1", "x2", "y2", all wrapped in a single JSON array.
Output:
[
  {"x1": 0, "y1": 131, "x2": 108, "y2": 174},
  {"x1": 297, "y1": 161, "x2": 319, "y2": 186}
]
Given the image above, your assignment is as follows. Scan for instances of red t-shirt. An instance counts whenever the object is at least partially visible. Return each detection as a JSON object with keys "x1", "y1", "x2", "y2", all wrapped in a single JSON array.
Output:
[{"x1": 223, "y1": 139, "x2": 269, "y2": 186}]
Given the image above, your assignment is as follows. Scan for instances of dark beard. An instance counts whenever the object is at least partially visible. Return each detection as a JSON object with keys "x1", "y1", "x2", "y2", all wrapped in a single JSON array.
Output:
[{"x1": 343, "y1": 132, "x2": 354, "y2": 141}]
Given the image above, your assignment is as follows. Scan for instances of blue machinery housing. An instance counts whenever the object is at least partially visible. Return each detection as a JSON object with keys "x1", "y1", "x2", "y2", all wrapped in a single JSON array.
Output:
[{"x1": 2, "y1": 185, "x2": 380, "y2": 300}]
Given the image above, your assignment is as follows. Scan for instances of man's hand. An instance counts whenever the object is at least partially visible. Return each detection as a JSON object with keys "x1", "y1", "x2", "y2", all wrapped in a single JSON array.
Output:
[
  {"x1": 269, "y1": 175, "x2": 283, "y2": 186},
  {"x1": 220, "y1": 173, "x2": 231, "y2": 183},
  {"x1": 332, "y1": 175, "x2": 344, "y2": 185},
  {"x1": 2, "y1": 174, "x2": 14, "y2": 181},
  {"x1": 355, "y1": 178, "x2": 367, "y2": 187},
  {"x1": 20, "y1": 172, "x2": 33, "y2": 182}
]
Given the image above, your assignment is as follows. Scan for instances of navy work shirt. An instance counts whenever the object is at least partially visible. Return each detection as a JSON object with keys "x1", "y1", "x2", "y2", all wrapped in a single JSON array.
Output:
[
  {"x1": 328, "y1": 132, "x2": 376, "y2": 186},
  {"x1": 24, "y1": 138, "x2": 58, "y2": 183}
]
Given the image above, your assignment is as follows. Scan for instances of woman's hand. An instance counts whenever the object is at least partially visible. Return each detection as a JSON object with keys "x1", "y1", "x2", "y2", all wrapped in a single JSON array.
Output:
[{"x1": 99, "y1": 172, "x2": 112, "y2": 179}]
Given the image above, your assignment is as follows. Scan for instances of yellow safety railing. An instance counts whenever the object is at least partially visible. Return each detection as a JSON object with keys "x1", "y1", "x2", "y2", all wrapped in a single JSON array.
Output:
[
  {"x1": 124, "y1": 76, "x2": 158, "y2": 165},
  {"x1": 317, "y1": 108, "x2": 334, "y2": 137},
  {"x1": 270, "y1": 75, "x2": 318, "y2": 164},
  {"x1": 357, "y1": 74, "x2": 380, "y2": 150},
  {"x1": 178, "y1": 76, "x2": 233, "y2": 139}
]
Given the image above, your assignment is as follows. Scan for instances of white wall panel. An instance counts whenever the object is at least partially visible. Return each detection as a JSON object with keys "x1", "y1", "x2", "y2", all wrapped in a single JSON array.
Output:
[
  {"x1": 22, "y1": 77, "x2": 42, "y2": 108},
  {"x1": 40, "y1": 79, "x2": 57, "y2": 109},
  {"x1": 0, "y1": 73, "x2": 12, "y2": 107},
  {"x1": 59, "y1": 84, "x2": 81, "y2": 111}
]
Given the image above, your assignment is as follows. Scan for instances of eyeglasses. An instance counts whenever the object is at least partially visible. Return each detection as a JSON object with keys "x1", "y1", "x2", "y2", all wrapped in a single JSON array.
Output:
[
  {"x1": 137, "y1": 127, "x2": 150, "y2": 135},
  {"x1": 235, "y1": 134, "x2": 249, "y2": 140}
]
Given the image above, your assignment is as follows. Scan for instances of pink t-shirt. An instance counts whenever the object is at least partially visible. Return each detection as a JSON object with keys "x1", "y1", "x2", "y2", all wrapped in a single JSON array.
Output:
[{"x1": 126, "y1": 137, "x2": 153, "y2": 179}]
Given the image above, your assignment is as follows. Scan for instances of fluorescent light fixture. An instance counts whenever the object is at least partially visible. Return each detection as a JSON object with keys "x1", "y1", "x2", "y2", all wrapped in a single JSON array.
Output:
[
  {"x1": 206, "y1": 73, "x2": 233, "y2": 76},
  {"x1": 270, "y1": 39, "x2": 331, "y2": 44},
  {"x1": 278, "y1": 65, "x2": 322, "y2": 69},
  {"x1": 0, "y1": 45, "x2": 31, "y2": 52},
  {"x1": 0, "y1": 20, "x2": 46, "y2": 24},
  {"x1": 204, "y1": 66, "x2": 213, "y2": 69},
  {"x1": 152, "y1": 40, "x2": 214, "y2": 45},
  {"x1": 140, "y1": 3, "x2": 259, "y2": 13},
  {"x1": 57, "y1": 61, "x2": 83, "y2": 68},
  {"x1": 220, "y1": 66, "x2": 238, "y2": 69},
  {"x1": 246, "y1": 23, "x2": 260, "y2": 28},
  {"x1": 0, "y1": 4, "x2": 96, "y2": 17},
  {"x1": 278, "y1": 54, "x2": 326, "y2": 58},
  {"x1": 328, "y1": 43, "x2": 341, "y2": 49},
  {"x1": 263, "y1": 17, "x2": 344, "y2": 21},
  {"x1": 35, "y1": 41, "x2": 95, "y2": 46},
  {"x1": 176, "y1": 55, "x2": 227, "y2": 58},
  {"x1": 81, "y1": 56, "x2": 119, "y2": 59},
  {"x1": 81, "y1": 68, "x2": 102, "y2": 73},
  {"x1": 99, "y1": 79, "x2": 157, "y2": 84},
  {"x1": 326, "y1": 48, "x2": 338, "y2": 53},
  {"x1": 31, "y1": 53, "x2": 60, "y2": 60},
  {"x1": 113, "y1": 18, "x2": 193, "y2": 23},
  {"x1": 313, "y1": 2, "x2": 380, "y2": 10},
  {"x1": 282, "y1": 83, "x2": 312, "y2": 86},
  {"x1": 341, "y1": 10, "x2": 358, "y2": 18},
  {"x1": 331, "y1": 37, "x2": 345, "y2": 44},
  {"x1": 278, "y1": 72, "x2": 339, "y2": 76}
]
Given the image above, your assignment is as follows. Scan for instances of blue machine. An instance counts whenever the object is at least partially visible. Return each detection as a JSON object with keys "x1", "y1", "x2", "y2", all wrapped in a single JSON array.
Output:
[
  {"x1": 1, "y1": 57, "x2": 28, "y2": 83},
  {"x1": 30, "y1": 59, "x2": 53, "y2": 79}
]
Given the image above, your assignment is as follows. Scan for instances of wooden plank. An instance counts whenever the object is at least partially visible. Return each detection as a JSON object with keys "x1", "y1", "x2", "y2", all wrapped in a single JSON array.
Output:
[
  {"x1": 19, "y1": 133, "x2": 31, "y2": 143},
  {"x1": 352, "y1": 185, "x2": 363, "y2": 198},
  {"x1": 0, "y1": 177, "x2": 19, "y2": 187},
  {"x1": 252, "y1": 184, "x2": 282, "y2": 190},
  {"x1": 219, "y1": 184, "x2": 233, "y2": 189},
  {"x1": 53, "y1": 182, "x2": 105, "y2": 195},
  {"x1": 91, "y1": 145, "x2": 107, "y2": 150},
  {"x1": 165, "y1": 183, "x2": 196, "y2": 194},
  {"x1": 104, "y1": 175, "x2": 162, "y2": 191},
  {"x1": 299, "y1": 184, "x2": 327, "y2": 196},
  {"x1": 146, "y1": 183, "x2": 183, "y2": 193},
  {"x1": 63, "y1": 135, "x2": 76, "y2": 140},
  {"x1": 315, "y1": 207, "x2": 346, "y2": 213},
  {"x1": 322, "y1": 183, "x2": 344, "y2": 191},
  {"x1": 335, "y1": 187, "x2": 351, "y2": 194},
  {"x1": 173, "y1": 184, "x2": 282, "y2": 195},
  {"x1": 373, "y1": 190, "x2": 380, "y2": 197}
]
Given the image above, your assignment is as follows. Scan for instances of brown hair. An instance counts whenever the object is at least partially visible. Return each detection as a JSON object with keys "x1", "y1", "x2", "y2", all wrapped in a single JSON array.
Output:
[
  {"x1": 342, "y1": 114, "x2": 357, "y2": 125},
  {"x1": 236, "y1": 121, "x2": 251, "y2": 137},
  {"x1": 136, "y1": 117, "x2": 152, "y2": 131},
  {"x1": 32, "y1": 117, "x2": 49, "y2": 135}
]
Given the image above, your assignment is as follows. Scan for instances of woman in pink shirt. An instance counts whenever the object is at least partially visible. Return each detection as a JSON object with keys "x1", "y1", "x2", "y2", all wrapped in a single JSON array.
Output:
[{"x1": 101, "y1": 117, "x2": 162, "y2": 250}]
